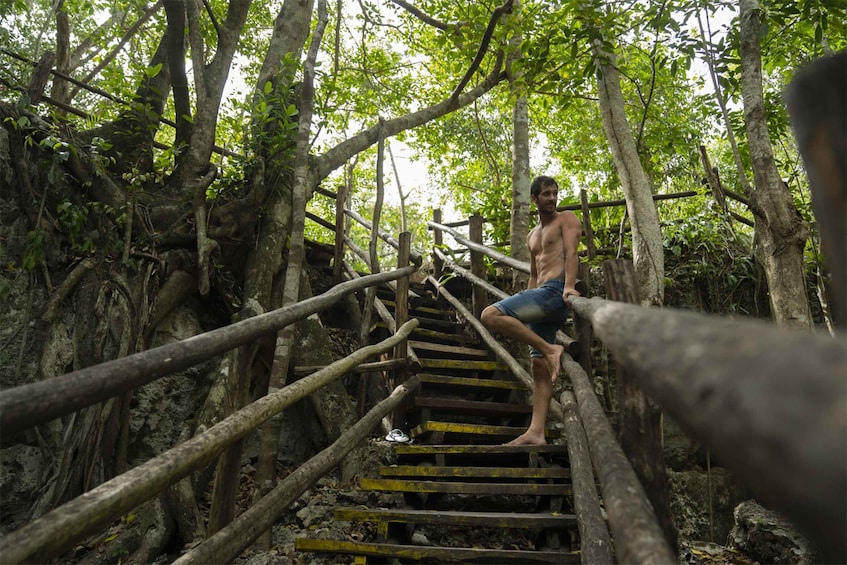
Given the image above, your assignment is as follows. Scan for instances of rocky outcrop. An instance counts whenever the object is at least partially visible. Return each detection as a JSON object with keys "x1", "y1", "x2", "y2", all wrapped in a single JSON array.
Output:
[{"x1": 727, "y1": 500, "x2": 816, "y2": 564}]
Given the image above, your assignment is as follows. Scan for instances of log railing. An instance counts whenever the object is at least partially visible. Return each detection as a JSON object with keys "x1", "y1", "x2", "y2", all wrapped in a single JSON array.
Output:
[
  {"x1": 0, "y1": 200, "x2": 424, "y2": 564},
  {"x1": 426, "y1": 217, "x2": 846, "y2": 562}
]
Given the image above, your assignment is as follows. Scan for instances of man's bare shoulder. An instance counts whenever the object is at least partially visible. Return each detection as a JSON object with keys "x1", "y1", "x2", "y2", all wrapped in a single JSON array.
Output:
[{"x1": 556, "y1": 210, "x2": 581, "y2": 227}]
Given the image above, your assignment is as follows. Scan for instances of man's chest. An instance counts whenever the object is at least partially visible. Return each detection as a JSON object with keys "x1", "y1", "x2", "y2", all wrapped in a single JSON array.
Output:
[{"x1": 529, "y1": 224, "x2": 563, "y2": 255}]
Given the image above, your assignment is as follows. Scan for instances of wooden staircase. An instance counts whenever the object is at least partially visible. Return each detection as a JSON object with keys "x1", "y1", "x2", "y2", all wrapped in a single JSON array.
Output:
[{"x1": 295, "y1": 280, "x2": 583, "y2": 563}]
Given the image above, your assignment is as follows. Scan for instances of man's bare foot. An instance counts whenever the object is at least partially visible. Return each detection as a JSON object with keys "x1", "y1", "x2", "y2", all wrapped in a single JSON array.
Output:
[
  {"x1": 544, "y1": 343, "x2": 565, "y2": 383},
  {"x1": 505, "y1": 430, "x2": 547, "y2": 446}
]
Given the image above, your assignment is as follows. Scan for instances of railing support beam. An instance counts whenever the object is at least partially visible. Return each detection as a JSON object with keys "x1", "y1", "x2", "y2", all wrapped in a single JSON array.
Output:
[{"x1": 569, "y1": 295, "x2": 847, "y2": 557}]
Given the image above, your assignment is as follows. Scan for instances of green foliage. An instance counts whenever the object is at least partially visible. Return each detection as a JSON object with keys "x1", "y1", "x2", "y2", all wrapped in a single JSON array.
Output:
[
  {"x1": 663, "y1": 210, "x2": 757, "y2": 314},
  {"x1": 22, "y1": 230, "x2": 45, "y2": 271}
]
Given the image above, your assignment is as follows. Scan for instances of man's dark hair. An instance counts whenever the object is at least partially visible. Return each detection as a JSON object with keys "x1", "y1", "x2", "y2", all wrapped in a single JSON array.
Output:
[{"x1": 530, "y1": 175, "x2": 558, "y2": 197}]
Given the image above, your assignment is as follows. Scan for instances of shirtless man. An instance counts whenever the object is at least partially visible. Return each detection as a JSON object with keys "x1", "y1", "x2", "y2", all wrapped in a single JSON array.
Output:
[{"x1": 480, "y1": 175, "x2": 581, "y2": 445}]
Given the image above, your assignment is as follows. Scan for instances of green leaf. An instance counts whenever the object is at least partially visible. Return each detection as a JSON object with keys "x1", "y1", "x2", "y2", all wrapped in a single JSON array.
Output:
[{"x1": 144, "y1": 63, "x2": 163, "y2": 78}]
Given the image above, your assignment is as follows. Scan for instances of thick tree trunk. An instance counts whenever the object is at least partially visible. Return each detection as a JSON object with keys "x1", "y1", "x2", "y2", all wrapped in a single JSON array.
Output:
[
  {"x1": 738, "y1": 0, "x2": 812, "y2": 329},
  {"x1": 593, "y1": 42, "x2": 664, "y2": 306}
]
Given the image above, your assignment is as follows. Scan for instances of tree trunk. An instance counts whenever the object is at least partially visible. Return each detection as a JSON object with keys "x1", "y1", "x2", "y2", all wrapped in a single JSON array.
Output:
[
  {"x1": 508, "y1": 0, "x2": 530, "y2": 291},
  {"x1": 593, "y1": 41, "x2": 664, "y2": 306},
  {"x1": 738, "y1": 0, "x2": 812, "y2": 329}
]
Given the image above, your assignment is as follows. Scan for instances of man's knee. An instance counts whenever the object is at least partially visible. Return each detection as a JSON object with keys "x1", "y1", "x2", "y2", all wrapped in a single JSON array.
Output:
[{"x1": 480, "y1": 305, "x2": 499, "y2": 327}]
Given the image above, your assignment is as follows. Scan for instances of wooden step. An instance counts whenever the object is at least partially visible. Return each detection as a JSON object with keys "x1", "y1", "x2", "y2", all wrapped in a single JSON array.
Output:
[
  {"x1": 394, "y1": 444, "x2": 569, "y2": 457},
  {"x1": 420, "y1": 373, "x2": 526, "y2": 390},
  {"x1": 411, "y1": 420, "x2": 561, "y2": 441},
  {"x1": 408, "y1": 326, "x2": 480, "y2": 346},
  {"x1": 295, "y1": 538, "x2": 581, "y2": 563},
  {"x1": 381, "y1": 299, "x2": 451, "y2": 319},
  {"x1": 419, "y1": 359, "x2": 510, "y2": 371},
  {"x1": 394, "y1": 443, "x2": 569, "y2": 467},
  {"x1": 359, "y1": 478, "x2": 572, "y2": 496},
  {"x1": 379, "y1": 465, "x2": 571, "y2": 480},
  {"x1": 408, "y1": 340, "x2": 489, "y2": 359},
  {"x1": 414, "y1": 396, "x2": 532, "y2": 416},
  {"x1": 334, "y1": 507, "x2": 577, "y2": 528}
]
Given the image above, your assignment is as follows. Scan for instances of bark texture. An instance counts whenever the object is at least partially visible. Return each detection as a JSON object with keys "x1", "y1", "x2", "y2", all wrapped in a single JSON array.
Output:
[
  {"x1": 593, "y1": 43, "x2": 664, "y2": 306},
  {"x1": 739, "y1": 0, "x2": 812, "y2": 329}
]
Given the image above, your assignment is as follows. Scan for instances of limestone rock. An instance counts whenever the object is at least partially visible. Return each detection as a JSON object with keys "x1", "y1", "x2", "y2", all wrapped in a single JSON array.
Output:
[{"x1": 727, "y1": 500, "x2": 815, "y2": 564}]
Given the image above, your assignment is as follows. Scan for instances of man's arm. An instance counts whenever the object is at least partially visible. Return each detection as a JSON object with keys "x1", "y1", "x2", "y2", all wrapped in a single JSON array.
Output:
[
  {"x1": 560, "y1": 212, "x2": 582, "y2": 298},
  {"x1": 527, "y1": 229, "x2": 539, "y2": 289}
]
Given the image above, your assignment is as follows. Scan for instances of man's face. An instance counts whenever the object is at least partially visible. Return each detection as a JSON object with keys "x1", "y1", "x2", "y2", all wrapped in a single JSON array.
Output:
[{"x1": 532, "y1": 183, "x2": 559, "y2": 213}]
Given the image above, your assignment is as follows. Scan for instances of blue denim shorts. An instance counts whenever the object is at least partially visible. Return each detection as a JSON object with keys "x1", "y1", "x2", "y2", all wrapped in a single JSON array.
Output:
[{"x1": 491, "y1": 278, "x2": 569, "y2": 358}]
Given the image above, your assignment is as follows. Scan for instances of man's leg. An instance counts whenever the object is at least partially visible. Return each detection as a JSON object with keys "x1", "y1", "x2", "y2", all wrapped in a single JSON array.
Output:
[
  {"x1": 480, "y1": 306, "x2": 564, "y2": 382},
  {"x1": 506, "y1": 357, "x2": 553, "y2": 446}
]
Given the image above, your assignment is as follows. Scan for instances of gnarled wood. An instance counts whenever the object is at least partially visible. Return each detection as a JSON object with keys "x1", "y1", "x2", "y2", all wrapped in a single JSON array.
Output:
[{"x1": 569, "y1": 295, "x2": 847, "y2": 556}]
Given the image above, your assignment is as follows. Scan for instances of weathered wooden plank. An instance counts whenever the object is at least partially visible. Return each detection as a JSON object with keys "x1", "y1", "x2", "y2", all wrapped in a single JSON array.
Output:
[
  {"x1": 413, "y1": 396, "x2": 531, "y2": 415},
  {"x1": 408, "y1": 340, "x2": 488, "y2": 358},
  {"x1": 419, "y1": 359, "x2": 510, "y2": 371},
  {"x1": 295, "y1": 538, "x2": 581, "y2": 563},
  {"x1": 569, "y1": 294, "x2": 847, "y2": 556},
  {"x1": 379, "y1": 465, "x2": 570, "y2": 479},
  {"x1": 412, "y1": 420, "x2": 561, "y2": 440},
  {"x1": 604, "y1": 259, "x2": 677, "y2": 551},
  {"x1": 419, "y1": 373, "x2": 525, "y2": 390},
  {"x1": 561, "y1": 390, "x2": 613, "y2": 564},
  {"x1": 359, "y1": 478, "x2": 572, "y2": 496},
  {"x1": 394, "y1": 444, "x2": 567, "y2": 456},
  {"x1": 334, "y1": 507, "x2": 577, "y2": 528}
]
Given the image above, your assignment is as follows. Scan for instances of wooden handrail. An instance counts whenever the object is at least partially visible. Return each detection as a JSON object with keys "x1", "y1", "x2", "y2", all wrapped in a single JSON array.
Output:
[
  {"x1": 562, "y1": 351, "x2": 676, "y2": 563},
  {"x1": 569, "y1": 295, "x2": 847, "y2": 554},
  {"x1": 0, "y1": 321, "x2": 420, "y2": 565},
  {"x1": 560, "y1": 390, "x2": 614, "y2": 564},
  {"x1": 174, "y1": 373, "x2": 422, "y2": 564},
  {"x1": 345, "y1": 208, "x2": 424, "y2": 267},
  {"x1": 0, "y1": 267, "x2": 416, "y2": 439},
  {"x1": 427, "y1": 220, "x2": 529, "y2": 273}
]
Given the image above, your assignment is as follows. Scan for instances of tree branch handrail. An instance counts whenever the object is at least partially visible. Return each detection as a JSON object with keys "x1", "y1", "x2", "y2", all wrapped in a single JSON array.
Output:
[
  {"x1": 0, "y1": 321, "x2": 420, "y2": 565},
  {"x1": 0, "y1": 267, "x2": 417, "y2": 440},
  {"x1": 561, "y1": 350, "x2": 676, "y2": 563},
  {"x1": 568, "y1": 295, "x2": 847, "y2": 555},
  {"x1": 433, "y1": 189, "x2": 757, "y2": 229},
  {"x1": 174, "y1": 373, "x2": 422, "y2": 564},
  {"x1": 427, "y1": 220, "x2": 529, "y2": 273},
  {"x1": 345, "y1": 208, "x2": 424, "y2": 267}
]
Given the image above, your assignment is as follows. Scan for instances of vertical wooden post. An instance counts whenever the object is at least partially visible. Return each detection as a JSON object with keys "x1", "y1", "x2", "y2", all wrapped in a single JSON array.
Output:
[
  {"x1": 574, "y1": 262, "x2": 594, "y2": 381},
  {"x1": 395, "y1": 232, "x2": 411, "y2": 367},
  {"x1": 579, "y1": 189, "x2": 596, "y2": 261},
  {"x1": 603, "y1": 258, "x2": 678, "y2": 552},
  {"x1": 432, "y1": 209, "x2": 443, "y2": 279},
  {"x1": 332, "y1": 184, "x2": 347, "y2": 285},
  {"x1": 392, "y1": 232, "x2": 412, "y2": 431},
  {"x1": 469, "y1": 214, "x2": 487, "y2": 319}
]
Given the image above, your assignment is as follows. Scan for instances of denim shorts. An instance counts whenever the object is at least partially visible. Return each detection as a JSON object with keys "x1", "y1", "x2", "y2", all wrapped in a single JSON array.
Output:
[{"x1": 491, "y1": 278, "x2": 569, "y2": 358}]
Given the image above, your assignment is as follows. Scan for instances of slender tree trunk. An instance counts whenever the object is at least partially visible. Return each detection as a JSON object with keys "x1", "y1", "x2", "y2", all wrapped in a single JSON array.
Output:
[
  {"x1": 508, "y1": 0, "x2": 530, "y2": 291},
  {"x1": 739, "y1": 0, "x2": 811, "y2": 329},
  {"x1": 593, "y1": 41, "x2": 664, "y2": 306}
]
